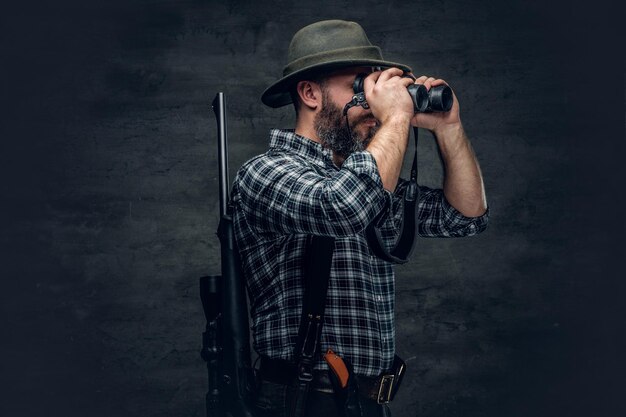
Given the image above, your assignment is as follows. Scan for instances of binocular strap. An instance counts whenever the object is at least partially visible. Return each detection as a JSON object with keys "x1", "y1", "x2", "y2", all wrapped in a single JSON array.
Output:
[{"x1": 365, "y1": 126, "x2": 420, "y2": 264}]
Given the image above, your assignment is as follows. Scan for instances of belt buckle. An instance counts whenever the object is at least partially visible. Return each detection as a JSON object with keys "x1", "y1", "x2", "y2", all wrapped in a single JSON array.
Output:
[{"x1": 376, "y1": 374, "x2": 395, "y2": 404}]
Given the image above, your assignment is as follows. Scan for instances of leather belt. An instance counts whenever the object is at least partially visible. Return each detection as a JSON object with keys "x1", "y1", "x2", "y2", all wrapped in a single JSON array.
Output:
[{"x1": 258, "y1": 356, "x2": 399, "y2": 404}]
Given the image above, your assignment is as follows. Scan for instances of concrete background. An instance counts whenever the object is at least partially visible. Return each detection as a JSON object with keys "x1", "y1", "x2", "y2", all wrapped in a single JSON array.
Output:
[{"x1": 1, "y1": 0, "x2": 623, "y2": 416}]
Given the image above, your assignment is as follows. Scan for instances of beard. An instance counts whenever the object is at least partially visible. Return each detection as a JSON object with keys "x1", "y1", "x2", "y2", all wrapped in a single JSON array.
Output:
[{"x1": 314, "y1": 91, "x2": 379, "y2": 160}]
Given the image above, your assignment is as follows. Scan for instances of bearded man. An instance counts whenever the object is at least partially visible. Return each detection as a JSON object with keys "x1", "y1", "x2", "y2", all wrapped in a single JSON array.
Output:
[{"x1": 231, "y1": 20, "x2": 489, "y2": 417}]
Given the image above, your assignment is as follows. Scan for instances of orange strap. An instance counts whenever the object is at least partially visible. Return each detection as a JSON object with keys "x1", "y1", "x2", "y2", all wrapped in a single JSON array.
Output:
[{"x1": 323, "y1": 349, "x2": 349, "y2": 389}]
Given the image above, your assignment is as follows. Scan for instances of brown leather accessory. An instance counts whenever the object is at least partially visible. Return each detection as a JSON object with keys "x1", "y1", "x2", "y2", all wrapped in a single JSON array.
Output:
[{"x1": 323, "y1": 349, "x2": 350, "y2": 389}]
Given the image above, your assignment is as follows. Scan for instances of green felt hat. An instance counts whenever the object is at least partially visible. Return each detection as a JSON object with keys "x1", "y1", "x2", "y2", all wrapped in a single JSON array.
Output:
[{"x1": 261, "y1": 20, "x2": 411, "y2": 108}]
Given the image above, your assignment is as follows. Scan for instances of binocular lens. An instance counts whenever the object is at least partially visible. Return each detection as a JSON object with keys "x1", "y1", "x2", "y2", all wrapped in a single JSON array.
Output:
[
  {"x1": 353, "y1": 75, "x2": 365, "y2": 95},
  {"x1": 407, "y1": 84, "x2": 429, "y2": 112},
  {"x1": 428, "y1": 85, "x2": 453, "y2": 112}
]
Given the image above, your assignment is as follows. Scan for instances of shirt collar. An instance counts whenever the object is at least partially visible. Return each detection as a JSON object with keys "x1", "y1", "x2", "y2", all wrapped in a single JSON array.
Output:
[{"x1": 268, "y1": 129, "x2": 337, "y2": 170}]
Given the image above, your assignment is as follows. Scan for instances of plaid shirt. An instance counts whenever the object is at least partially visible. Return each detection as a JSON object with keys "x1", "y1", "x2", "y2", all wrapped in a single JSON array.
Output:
[{"x1": 232, "y1": 129, "x2": 489, "y2": 377}]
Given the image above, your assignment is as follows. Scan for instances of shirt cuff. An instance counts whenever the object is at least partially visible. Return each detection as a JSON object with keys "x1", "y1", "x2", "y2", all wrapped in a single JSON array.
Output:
[{"x1": 441, "y1": 194, "x2": 490, "y2": 235}]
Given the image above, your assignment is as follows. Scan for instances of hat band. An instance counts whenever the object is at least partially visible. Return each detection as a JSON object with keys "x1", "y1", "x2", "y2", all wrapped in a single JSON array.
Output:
[{"x1": 283, "y1": 45, "x2": 384, "y2": 76}]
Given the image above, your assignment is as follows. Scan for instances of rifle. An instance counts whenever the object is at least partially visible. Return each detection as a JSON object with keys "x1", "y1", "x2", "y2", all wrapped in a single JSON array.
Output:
[{"x1": 199, "y1": 92, "x2": 255, "y2": 417}]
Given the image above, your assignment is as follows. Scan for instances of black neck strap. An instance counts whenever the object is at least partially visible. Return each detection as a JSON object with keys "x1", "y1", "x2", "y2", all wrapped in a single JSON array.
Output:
[
  {"x1": 365, "y1": 126, "x2": 420, "y2": 264},
  {"x1": 343, "y1": 98, "x2": 420, "y2": 265}
]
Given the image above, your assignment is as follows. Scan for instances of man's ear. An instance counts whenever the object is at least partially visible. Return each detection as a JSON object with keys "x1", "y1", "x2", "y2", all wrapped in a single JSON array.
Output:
[{"x1": 295, "y1": 80, "x2": 322, "y2": 111}]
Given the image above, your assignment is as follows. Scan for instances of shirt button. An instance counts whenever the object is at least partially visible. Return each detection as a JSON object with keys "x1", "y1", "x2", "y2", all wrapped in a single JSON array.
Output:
[{"x1": 376, "y1": 295, "x2": 382, "y2": 302}]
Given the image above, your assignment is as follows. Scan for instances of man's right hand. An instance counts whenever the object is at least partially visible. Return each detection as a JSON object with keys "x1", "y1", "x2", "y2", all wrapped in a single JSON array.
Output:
[
  {"x1": 363, "y1": 68, "x2": 415, "y2": 192},
  {"x1": 362, "y1": 67, "x2": 415, "y2": 126}
]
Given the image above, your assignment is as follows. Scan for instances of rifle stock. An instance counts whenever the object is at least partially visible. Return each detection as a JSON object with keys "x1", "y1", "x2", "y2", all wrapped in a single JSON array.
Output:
[{"x1": 200, "y1": 93, "x2": 255, "y2": 417}]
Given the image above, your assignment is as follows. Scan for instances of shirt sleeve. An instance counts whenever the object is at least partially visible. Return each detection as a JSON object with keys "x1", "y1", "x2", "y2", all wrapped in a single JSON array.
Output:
[
  {"x1": 376, "y1": 180, "x2": 489, "y2": 240},
  {"x1": 233, "y1": 150, "x2": 389, "y2": 237}
]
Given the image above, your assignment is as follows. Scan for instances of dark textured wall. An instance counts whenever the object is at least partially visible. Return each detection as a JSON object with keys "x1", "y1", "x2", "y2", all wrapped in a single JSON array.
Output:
[{"x1": 1, "y1": 1, "x2": 623, "y2": 416}]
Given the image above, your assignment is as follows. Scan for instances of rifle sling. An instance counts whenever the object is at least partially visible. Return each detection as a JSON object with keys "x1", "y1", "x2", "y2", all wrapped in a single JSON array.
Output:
[{"x1": 290, "y1": 234, "x2": 335, "y2": 417}]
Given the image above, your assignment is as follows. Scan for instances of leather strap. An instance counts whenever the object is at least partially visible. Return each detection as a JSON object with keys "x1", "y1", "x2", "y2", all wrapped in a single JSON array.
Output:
[
  {"x1": 289, "y1": 235, "x2": 335, "y2": 417},
  {"x1": 365, "y1": 126, "x2": 420, "y2": 264}
]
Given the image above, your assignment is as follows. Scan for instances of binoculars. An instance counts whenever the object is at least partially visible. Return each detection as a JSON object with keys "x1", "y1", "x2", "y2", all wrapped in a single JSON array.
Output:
[{"x1": 353, "y1": 73, "x2": 453, "y2": 113}]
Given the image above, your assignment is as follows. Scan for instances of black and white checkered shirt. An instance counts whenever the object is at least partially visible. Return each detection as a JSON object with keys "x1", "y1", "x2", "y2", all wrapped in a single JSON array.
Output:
[{"x1": 232, "y1": 129, "x2": 489, "y2": 377}]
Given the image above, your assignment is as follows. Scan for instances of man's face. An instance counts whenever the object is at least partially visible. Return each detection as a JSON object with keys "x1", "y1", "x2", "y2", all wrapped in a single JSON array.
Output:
[{"x1": 313, "y1": 68, "x2": 379, "y2": 159}]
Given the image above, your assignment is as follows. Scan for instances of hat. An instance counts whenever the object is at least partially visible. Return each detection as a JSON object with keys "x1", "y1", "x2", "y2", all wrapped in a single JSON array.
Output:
[{"x1": 261, "y1": 20, "x2": 412, "y2": 108}]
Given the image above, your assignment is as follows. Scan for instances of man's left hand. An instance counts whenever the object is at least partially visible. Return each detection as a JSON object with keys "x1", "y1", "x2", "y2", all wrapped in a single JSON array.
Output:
[{"x1": 409, "y1": 75, "x2": 461, "y2": 135}]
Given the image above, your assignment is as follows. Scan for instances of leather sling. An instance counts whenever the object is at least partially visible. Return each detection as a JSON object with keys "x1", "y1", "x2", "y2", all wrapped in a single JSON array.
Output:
[{"x1": 289, "y1": 235, "x2": 335, "y2": 417}]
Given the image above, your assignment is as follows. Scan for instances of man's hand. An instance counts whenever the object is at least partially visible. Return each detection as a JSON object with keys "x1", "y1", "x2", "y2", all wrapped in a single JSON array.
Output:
[
  {"x1": 362, "y1": 68, "x2": 415, "y2": 191},
  {"x1": 409, "y1": 75, "x2": 462, "y2": 136},
  {"x1": 363, "y1": 68, "x2": 415, "y2": 125}
]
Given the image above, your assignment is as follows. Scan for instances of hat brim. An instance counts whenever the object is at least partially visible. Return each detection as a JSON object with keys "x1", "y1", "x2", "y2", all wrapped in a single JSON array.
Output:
[{"x1": 261, "y1": 59, "x2": 412, "y2": 108}]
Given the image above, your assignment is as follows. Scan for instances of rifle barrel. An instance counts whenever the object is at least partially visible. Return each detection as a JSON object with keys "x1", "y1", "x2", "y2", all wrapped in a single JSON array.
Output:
[{"x1": 212, "y1": 92, "x2": 229, "y2": 219}]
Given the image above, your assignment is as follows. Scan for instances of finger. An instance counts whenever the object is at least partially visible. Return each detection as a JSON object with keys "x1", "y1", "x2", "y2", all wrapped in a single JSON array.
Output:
[
  {"x1": 363, "y1": 71, "x2": 382, "y2": 93},
  {"x1": 400, "y1": 77, "x2": 416, "y2": 88},
  {"x1": 377, "y1": 67, "x2": 404, "y2": 83},
  {"x1": 415, "y1": 75, "x2": 429, "y2": 84},
  {"x1": 368, "y1": 70, "x2": 383, "y2": 82},
  {"x1": 430, "y1": 78, "x2": 449, "y2": 87},
  {"x1": 423, "y1": 77, "x2": 437, "y2": 90}
]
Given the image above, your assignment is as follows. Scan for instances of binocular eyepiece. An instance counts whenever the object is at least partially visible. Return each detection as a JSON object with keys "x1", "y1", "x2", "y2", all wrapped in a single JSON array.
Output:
[{"x1": 353, "y1": 73, "x2": 453, "y2": 113}]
